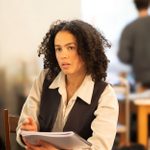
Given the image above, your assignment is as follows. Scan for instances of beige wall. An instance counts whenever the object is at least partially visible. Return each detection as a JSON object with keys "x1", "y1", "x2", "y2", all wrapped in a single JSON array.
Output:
[{"x1": 0, "y1": 0, "x2": 81, "y2": 68}]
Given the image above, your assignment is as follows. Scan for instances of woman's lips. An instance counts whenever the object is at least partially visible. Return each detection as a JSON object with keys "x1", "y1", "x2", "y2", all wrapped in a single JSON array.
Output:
[{"x1": 61, "y1": 63, "x2": 70, "y2": 69}]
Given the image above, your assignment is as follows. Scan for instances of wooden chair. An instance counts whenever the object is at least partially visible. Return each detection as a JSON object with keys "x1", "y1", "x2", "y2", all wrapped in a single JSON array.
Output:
[
  {"x1": 113, "y1": 77, "x2": 130, "y2": 146},
  {"x1": 9, "y1": 114, "x2": 19, "y2": 133},
  {"x1": 0, "y1": 108, "x2": 19, "y2": 150}
]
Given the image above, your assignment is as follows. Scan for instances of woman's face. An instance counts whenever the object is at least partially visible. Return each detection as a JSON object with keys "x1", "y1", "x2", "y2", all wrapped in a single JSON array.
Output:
[{"x1": 54, "y1": 31, "x2": 86, "y2": 76}]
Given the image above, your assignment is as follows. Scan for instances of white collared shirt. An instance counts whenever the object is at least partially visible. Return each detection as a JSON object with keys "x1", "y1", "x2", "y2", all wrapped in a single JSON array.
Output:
[
  {"x1": 50, "y1": 71, "x2": 95, "y2": 132},
  {"x1": 16, "y1": 69, "x2": 119, "y2": 150}
]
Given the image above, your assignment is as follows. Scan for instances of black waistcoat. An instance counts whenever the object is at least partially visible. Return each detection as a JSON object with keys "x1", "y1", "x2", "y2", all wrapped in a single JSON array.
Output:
[{"x1": 38, "y1": 76, "x2": 107, "y2": 140}]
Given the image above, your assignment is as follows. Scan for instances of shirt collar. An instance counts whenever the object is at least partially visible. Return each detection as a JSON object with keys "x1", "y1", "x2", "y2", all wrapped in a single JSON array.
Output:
[{"x1": 49, "y1": 72, "x2": 94, "y2": 105}]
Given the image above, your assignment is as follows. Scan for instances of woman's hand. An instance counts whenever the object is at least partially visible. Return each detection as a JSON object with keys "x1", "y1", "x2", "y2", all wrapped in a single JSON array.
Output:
[
  {"x1": 21, "y1": 116, "x2": 38, "y2": 131},
  {"x1": 25, "y1": 140, "x2": 59, "y2": 150},
  {"x1": 20, "y1": 117, "x2": 38, "y2": 145}
]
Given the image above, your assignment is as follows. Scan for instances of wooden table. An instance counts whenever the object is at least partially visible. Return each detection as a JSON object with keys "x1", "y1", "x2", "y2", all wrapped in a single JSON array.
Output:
[{"x1": 133, "y1": 99, "x2": 150, "y2": 147}]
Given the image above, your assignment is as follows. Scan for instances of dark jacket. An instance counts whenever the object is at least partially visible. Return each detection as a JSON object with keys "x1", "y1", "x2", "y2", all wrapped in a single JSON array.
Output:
[
  {"x1": 38, "y1": 77, "x2": 107, "y2": 140},
  {"x1": 118, "y1": 16, "x2": 150, "y2": 83}
]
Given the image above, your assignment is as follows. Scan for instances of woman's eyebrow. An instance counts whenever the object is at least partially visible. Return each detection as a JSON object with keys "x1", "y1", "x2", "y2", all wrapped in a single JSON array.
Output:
[
  {"x1": 65, "y1": 42, "x2": 77, "y2": 46},
  {"x1": 55, "y1": 42, "x2": 77, "y2": 47}
]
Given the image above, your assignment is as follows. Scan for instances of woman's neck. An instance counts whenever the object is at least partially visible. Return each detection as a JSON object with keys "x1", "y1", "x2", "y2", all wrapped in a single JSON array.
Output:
[
  {"x1": 66, "y1": 71, "x2": 86, "y2": 89},
  {"x1": 65, "y1": 71, "x2": 86, "y2": 101}
]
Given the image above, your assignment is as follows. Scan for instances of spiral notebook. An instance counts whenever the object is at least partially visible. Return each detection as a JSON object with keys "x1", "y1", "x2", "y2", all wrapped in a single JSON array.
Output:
[{"x1": 21, "y1": 130, "x2": 92, "y2": 149}]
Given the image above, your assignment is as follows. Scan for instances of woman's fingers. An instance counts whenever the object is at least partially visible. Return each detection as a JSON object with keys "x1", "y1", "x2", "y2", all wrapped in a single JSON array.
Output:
[
  {"x1": 38, "y1": 140, "x2": 59, "y2": 150},
  {"x1": 21, "y1": 117, "x2": 37, "y2": 131},
  {"x1": 25, "y1": 140, "x2": 59, "y2": 150}
]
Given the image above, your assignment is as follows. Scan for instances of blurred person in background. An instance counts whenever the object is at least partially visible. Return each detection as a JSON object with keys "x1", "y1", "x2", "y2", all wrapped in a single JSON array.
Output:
[
  {"x1": 118, "y1": 0, "x2": 150, "y2": 93},
  {"x1": 16, "y1": 19, "x2": 119, "y2": 150}
]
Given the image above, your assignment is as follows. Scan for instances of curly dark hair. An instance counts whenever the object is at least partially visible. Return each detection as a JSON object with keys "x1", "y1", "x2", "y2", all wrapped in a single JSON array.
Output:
[{"x1": 38, "y1": 19, "x2": 110, "y2": 81}]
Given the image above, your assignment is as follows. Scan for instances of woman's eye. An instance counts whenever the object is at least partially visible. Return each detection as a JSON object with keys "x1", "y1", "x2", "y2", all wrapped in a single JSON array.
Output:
[
  {"x1": 68, "y1": 46, "x2": 75, "y2": 50},
  {"x1": 55, "y1": 47, "x2": 61, "y2": 51}
]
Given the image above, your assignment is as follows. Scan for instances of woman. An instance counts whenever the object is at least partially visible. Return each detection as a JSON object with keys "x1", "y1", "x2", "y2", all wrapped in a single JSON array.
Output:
[{"x1": 16, "y1": 19, "x2": 119, "y2": 150}]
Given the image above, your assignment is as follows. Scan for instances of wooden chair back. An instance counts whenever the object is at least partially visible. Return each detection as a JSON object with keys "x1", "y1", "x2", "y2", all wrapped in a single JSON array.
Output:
[
  {"x1": 9, "y1": 114, "x2": 19, "y2": 133},
  {"x1": 0, "y1": 108, "x2": 19, "y2": 150},
  {"x1": 113, "y1": 77, "x2": 130, "y2": 146},
  {"x1": 0, "y1": 108, "x2": 11, "y2": 150}
]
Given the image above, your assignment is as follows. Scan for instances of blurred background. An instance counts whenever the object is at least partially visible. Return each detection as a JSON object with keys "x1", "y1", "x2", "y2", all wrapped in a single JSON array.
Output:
[{"x1": 0, "y1": 0, "x2": 150, "y2": 149}]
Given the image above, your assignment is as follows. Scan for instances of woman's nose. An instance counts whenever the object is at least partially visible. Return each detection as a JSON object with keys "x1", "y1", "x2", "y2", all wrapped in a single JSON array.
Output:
[{"x1": 61, "y1": 49, "x2": 68, "y2": 58}]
